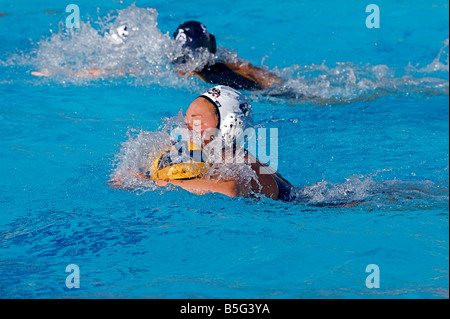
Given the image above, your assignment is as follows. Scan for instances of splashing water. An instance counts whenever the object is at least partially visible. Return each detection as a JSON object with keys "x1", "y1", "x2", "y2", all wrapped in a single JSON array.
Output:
[
  {"x1": 252, "y1": 43, "x2": 449, "y2": 105},
  {"x1": 24, "y1": 4, "x2": 218, "y2": 88},
  {"x1": 291, "y1": 174, "x2": 449, "y2": 209},
  {"x1": 110, "y1": 111, "x2": 261, "y2": 195},
  {"x1": 5, "y1": 5, "x2": 444, "y2": 103},
  {"x1": 110, "y1": 110, "x2": 449, "y2": 206},
  {"x1": 407, "y1": 39, "x2": 449, "y2": 74},
  {"x1": 110, "y1": 110, "x2": 185, "y2": 190},
  {"x1": 26, "y1": 5, "x2": 183, "y2": 86}
]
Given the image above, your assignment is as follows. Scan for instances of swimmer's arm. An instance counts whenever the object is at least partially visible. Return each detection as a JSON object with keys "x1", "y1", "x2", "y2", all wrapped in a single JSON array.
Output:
[
  {"x1": 155, "y1": 162, "x2": 280, "y2": 200},
  {"x1": 223, "y1": 61, "x2": 283, "y2": 89},
  {"x1": 31, "y1": 68, "x2": 101, "y2": 77},
  {"x1": 156, "y1": 177, "x2": 250, "y2": 198},
  {"x1": 110, "y1": 171, "x2": 245, "y2": 197},
  {"x1": 176, "y1": 71, "x2": 206, "y2": 82},
  {"x1": 31, "y1": 69, "x2": 53, "y2": 77},
  {"x1": 176, "y1": 62, "x2": 283, "y2": 89},
  {"x1": 248, "y1": 159, "x2": 279, "y2": 200},
  {"x1": 31, "y1": 68, "x2": 137, "y2": 78},
  {"x1": 77, "y1": 68, "x2": 137, "y2": 77}
]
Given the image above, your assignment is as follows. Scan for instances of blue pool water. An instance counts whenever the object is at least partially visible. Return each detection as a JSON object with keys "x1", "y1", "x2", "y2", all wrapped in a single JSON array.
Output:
[{"x1": 0, "y1": 0, "x2": 448, "y2": 298}]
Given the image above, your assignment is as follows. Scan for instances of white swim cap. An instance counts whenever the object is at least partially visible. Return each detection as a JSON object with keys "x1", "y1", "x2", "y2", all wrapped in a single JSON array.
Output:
[
  {"x1": 107, "y1": 24, "x2": 139, "y2": 45},
  {"x1": 200, "y1": 85, "x2": 253, "y2": 147},
  {"x1": 108, "y1": 25, "x2": 129, "y2": 45}
]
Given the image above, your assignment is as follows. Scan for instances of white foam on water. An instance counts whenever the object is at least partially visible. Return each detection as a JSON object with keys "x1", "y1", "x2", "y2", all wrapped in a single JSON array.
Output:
[
  {"x1": 251, "y1": 42, "x2": 449, "y2": 105},
  {"x1": 407, "y1": 38, "x2": 449, "y2": 73},
  {"x1": 24, "y1": 5, "x2": 185, "y2": 86},
  {"x1": 8, "y1": 5, "x2": 445, "y2": 103},
  {"x1": 110, "y1": 110, "x2": 184, "y2": 191},
  {"x1": 110, "y1": 111, "x2": 260, "y2": 194},
  {"x1": 290, "y1": 173, "x2": 449, "y2": 208}
]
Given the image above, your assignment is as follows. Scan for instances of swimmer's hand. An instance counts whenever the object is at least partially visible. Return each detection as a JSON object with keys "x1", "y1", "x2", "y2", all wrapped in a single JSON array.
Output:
[
  {"x1": 108, "y1": 171, "x2": 148, "y2": 187},
  {"x1": 155, "y1": 179, "x2": 169, "y2": 187},
  {"x1": 107, "y1": 176, "x2": 125, "y2": 187},
  {"x1": 31, "y1": 69, "x2": 53, "y2": 77}
]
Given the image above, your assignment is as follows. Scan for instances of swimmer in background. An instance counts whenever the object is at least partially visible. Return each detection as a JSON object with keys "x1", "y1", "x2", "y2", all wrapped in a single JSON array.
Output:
[
  {"x1": 109, "y1": 85, "x2": 294, "y2": 201},
  {"x1": 172, "y1": 21, "x2": 282, "y2": 90},
  {"x1": 31, "y1": 21, "x2": 283, "y2": 91},
  {"x1": 31, "y1": 25, "x2": 134, "y2": 78}
]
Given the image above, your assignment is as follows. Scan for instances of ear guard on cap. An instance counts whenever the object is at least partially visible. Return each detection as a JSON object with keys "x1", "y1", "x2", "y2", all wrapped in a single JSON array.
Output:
[{"x1": 200, "y1": 85, "x2": 253, "y2": 147}]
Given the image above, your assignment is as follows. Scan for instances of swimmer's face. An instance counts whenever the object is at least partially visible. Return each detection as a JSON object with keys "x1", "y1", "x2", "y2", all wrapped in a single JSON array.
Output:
[{"x1": 185, "y1": 97, "x2": 219, "y2": 144}]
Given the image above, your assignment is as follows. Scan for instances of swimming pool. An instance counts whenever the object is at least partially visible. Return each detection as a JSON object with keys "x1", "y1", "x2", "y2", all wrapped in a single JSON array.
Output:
[{"x1": 0, "y1": 0, "x2": 448, "y2": 299}]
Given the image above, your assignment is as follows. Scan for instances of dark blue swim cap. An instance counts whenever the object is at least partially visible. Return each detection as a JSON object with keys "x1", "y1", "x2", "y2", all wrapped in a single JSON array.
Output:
[{"x1": 173, "y1": 21, "x2": 216, "y2": 54}]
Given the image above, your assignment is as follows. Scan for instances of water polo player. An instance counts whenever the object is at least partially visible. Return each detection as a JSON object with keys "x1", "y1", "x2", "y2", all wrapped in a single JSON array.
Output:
[
  {"x1": 172, "y1": 21, "x2": 283, "y2": 90},
  {"x1": 110, "y1": 85, "x2": 293, "y2": 201},
  {"x1": 32, "y1": 19, "x2": 283, "y2": 91}
]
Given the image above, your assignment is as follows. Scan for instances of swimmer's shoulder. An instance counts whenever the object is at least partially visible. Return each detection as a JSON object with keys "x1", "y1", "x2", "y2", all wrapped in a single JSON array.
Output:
[{"x1": 195, "y1": 62, "x2": 262, "y2": 90}]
